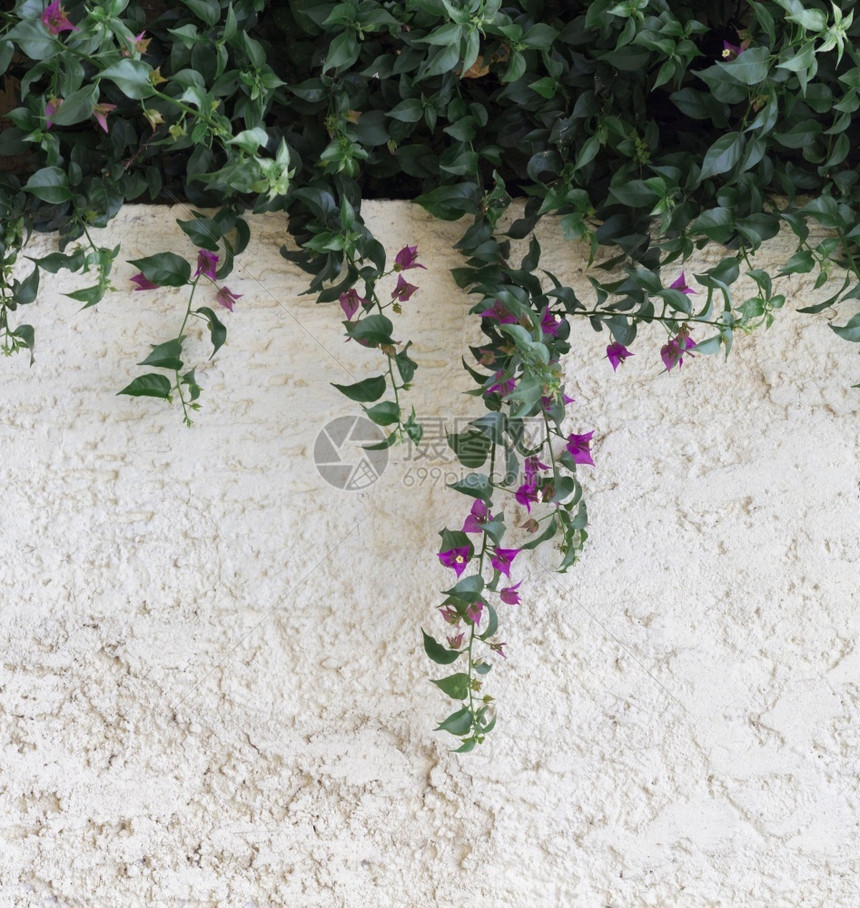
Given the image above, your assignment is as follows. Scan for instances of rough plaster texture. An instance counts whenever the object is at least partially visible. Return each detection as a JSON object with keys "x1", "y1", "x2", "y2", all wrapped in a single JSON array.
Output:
[{"x1": 0, "y1": 202, "x2": 857, "y2": 907}]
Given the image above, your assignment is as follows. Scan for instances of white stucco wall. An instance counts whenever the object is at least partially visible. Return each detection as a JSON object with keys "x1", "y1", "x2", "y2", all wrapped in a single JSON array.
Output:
[{"x1": 0, "y1": 202, "x2": 857, "y2": 906}]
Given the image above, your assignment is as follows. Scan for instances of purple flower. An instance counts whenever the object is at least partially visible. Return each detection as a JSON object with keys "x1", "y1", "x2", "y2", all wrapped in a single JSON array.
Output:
[
  {"x1": 542, "y1": 388, "x2": 575, "y2": 410},
  {"x1": 669, "y1": 272, "x2": 696, "y2": 295},
  {"x1": 500, "y1": 581, "x2": 523, "y2": 605},
  {"x1": 447, "y1": 631, "x2": 464, "y2": 650},
  {"x1": 721, "y1": 40, "x2": 743, "y2": 60},
  {"x1": 92, "y1": 102, "x2": 117, "y2": 133},
  {"x1": 462, "y1": 499, "x2": 491, "y2": 535},
  {"x1": 465, "y1": 601, "x2": 484, "y2": 625},
  {"x1": 566, "y1": 431, "x2": 594, "y2": 466},
  {"x1": 479, "y1": 300, "x2": 519, "y2": 324},
  {"x1": 606, "y1": 341, "x2": 634, "y2": 372},
  {"x1": 524, "y1": 456, "x2": 549, "y2": 482},
  {"x1": 393, "y1": 245, "x2": 426, "y2": 271},
  {"x1": 438, "y1": 547, "x2": 471, "y2": 578},
  {"x1": 41, "y1": 1, "x2": 79, "y2": 35},
  {"x1": 216, "y1": 286, "x2": 242, "y2": 312},
  {"x1": 440, "y1": 605, "x2": 459, "y2": 625},
  {"x1": 194, "y1": 249, "x2": 219, "y2": 280},
  {"x1": 489, "y1": 641, "x2": 507, "y2": 659},
  {"x1": 339, "y1": 288, "x2": 367, "y2": 319},
  {"x1": 487, "y1": 370, "x2": 516, "y2": 396},
  {"x1": 391, "y1": 273, "x2": 418, "y2": 302},
  {"x1": 130, "y1": 272, "x2": 158, "y2": 291},
  {"x1": 540, "y1": 308, "x2": 561, "y2": 337},
  {"x1": 45, "y1": 97, "x2": 62, "y2": 129},
  {"x1": 661, "y1": 333, "x2": 696, "y2": 372},
  {"x1": 515, "y1": 479, "x2": 539, "y2": 512},
  {"x1": 490, "y1": 546, "x2": 521, "y2": 579}
]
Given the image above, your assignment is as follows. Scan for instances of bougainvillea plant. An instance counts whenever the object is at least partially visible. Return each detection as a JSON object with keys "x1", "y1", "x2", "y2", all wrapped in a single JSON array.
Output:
[{"x1": 1, "y1": 0, "x2": 858, "y2": 749}]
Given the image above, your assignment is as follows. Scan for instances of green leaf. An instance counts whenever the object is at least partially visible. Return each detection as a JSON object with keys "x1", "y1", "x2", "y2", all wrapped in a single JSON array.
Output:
[
  {"x1": 0, "y1": 40, "x2": 12, "y2": 77},
  {"x1": 443, "y1": 574, "x2": 485, "y2": 602},
  {"x1": 64, "y1": 285, "x2": 105, "y2": 308},
  {"x1": 523, "y1": 22, "x2": 559, "y2": 49},
  {"x1": 395, "y1": 343, "x2": 418, "y2": 383},
  {"x1": 422, "y1": 43, "x2": 460, "y2": 79},
  {"x1": 331, "y1": 375, "x2": 386, "y2": 402},
  {"x1": 386, "y1": 98, "x2": 424, "y2": 122},
  {"x1": 797, "y1": 276, "x2": 849, "y2": 313},
  {"x1": 364, "y1": 400, "x2": 400, "y2": 425},
  {"x1": 99, "y1": 60, "x2": 155, "y2": 100},
  {"x1": 439, "y1": 529, "x2": 472, "y2": 553},
  {"x1": 227, "y1": 127, "x2": 269, "y2": 154},
  {"x1": 480, "y1": 517, "x2": 506, "y2": 545},
  {"x1": 117, "y1": 373, "x2": 173, "y2": 399},
  {"x1": 549, "y1": 475, "x2": 576, "y2": 504},
  {"x1": 24, "y1": 167, "x2": 71, "y2": 205},
  {"x1": 522, "y1": 515, "x2": 559, "y2": 550},
  {"x1": 12, "y1": 324, "x2": 35, "y2": 363},
  {"x1": 49, "y1": 85, "x2": 96, "y2": 127},
  {"x1": 29, "y1": 249, "x2": 86, "y2": 273},
  {"x1": 778, "y1": 249, "x2": 815, "y2": 275},
  {"x1": 423, "y1": 630, "x2": 461, "y2": 665},
  {"x1": 435, "y1": 707, "x2": 473, "y2": 736},
  {"x1": 178, "y1": 216, "x2": 221, "y2": 251},
  {"x1": 184, "y1": 0, "x2": 221, "y2": 26},
  {"x1": 414, "y1": 182, "x2": 480, "y2": 221},
  {"x1": 609, "y1": 179, "x2": 661, "y2": 208},
  {"x1": 447, "y1": 430, "x2": 490, "y2": 469},
  {"x1": 669, "y1": 87, "x2": 728, "y2": 124},
  {"x1": 698, "y1": 132, "x2": 744, "y2": 182},
  {"x1": 14, "y1": 266, "x2": 39, "y2": 305},
  {"x1": 529, "y1": 77, "x2": 558, "y2": 99},
  {"x1": 448, "y1": 473, "x2": 492, "y2": 502},
  {"x1": 195, "y1": 307, "x2": 226, "y2": 358},
  {"x1": 453, "y1": 737, "x2": 477, "y2": 753},
  {"x1": 786, "y1": 7, "x2": 827, "y2": 31},
  {"x1": 831, "y1": 313, "x2": 860, "y2": 343},
  {"x1": 478, "y1": 603, "x2": 498, "y2": 640},
  {"x1": 431, "y1": 672, "x2": 471, "y2": 700},
  {"x1": 691, "y1": 207, "x2": 734, "y2": 243},
  {"x1": 5, "y1": 21, "x2": 55, "y2": 60},
  {"x1": 363, "y1": 431, "x2": 400, "y2": 451},
  {"x1": 128, "y1": 253, "x2": 191, "y2": 287},
  {"x1": 717, "y1": 46, "x2": 770, "y2": 85},
  {"x1": 139, "y1": 339, "x2": 184, "y2": 371},
  {"x1": 324, "y1": 30, "x2": 360, "y2": 72},
  {"x1": 347, "y1": 314, "x2": 394, "y2": 346},
  {"x1": 773, "y1": 119, "x2": 823, "y2": 150},
  {"x1": 422, "y1": 22, "x2": 462, "y2": 45},
  {"x1": 691, "y1": 335, "x2": 721, "y2": 355},
  {"x1": 181, "y1": 368, "x2": 201, "y2": 402}
]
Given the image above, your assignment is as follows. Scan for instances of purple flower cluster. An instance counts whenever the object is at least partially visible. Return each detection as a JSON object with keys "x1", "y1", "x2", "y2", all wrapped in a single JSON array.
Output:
[
  {"x1": 131, "y1": 249, "x2": 242, "y2": 312},
  {"x1": 338, "y1": 245, "x2": 424, "y2": 324},
  {"x1": 604, "y1": 275, "x2": 700, "y2": 373},
  {"x1": 41, "y1": 1, "x2": 78, "y2": 35}
]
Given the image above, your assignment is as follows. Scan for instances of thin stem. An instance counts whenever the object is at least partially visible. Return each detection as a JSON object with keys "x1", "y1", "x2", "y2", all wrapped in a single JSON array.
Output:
[
  {"x1": 178, "y1": 278, "x2": 200, "y2": 337},
  {"x1": 174, "y1": 369, "x2": 192, "y2": 426},
  {"x1": 463, "y1": 438, "x2": 497, "y2": 738},
  {"x1": 569, "y1": 306, "x2": 725, "y2": 328}
]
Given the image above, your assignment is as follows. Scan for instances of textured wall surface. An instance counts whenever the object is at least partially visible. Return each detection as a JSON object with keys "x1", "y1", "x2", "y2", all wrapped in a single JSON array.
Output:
[{"x1": 0, "y1": 202, "x2": 857, "y2": 907}]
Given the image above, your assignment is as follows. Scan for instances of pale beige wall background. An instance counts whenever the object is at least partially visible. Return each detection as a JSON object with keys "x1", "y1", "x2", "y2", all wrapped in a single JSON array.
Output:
[{"x1": 0, "y1": 202, "x2": 857, "y2": 906}]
